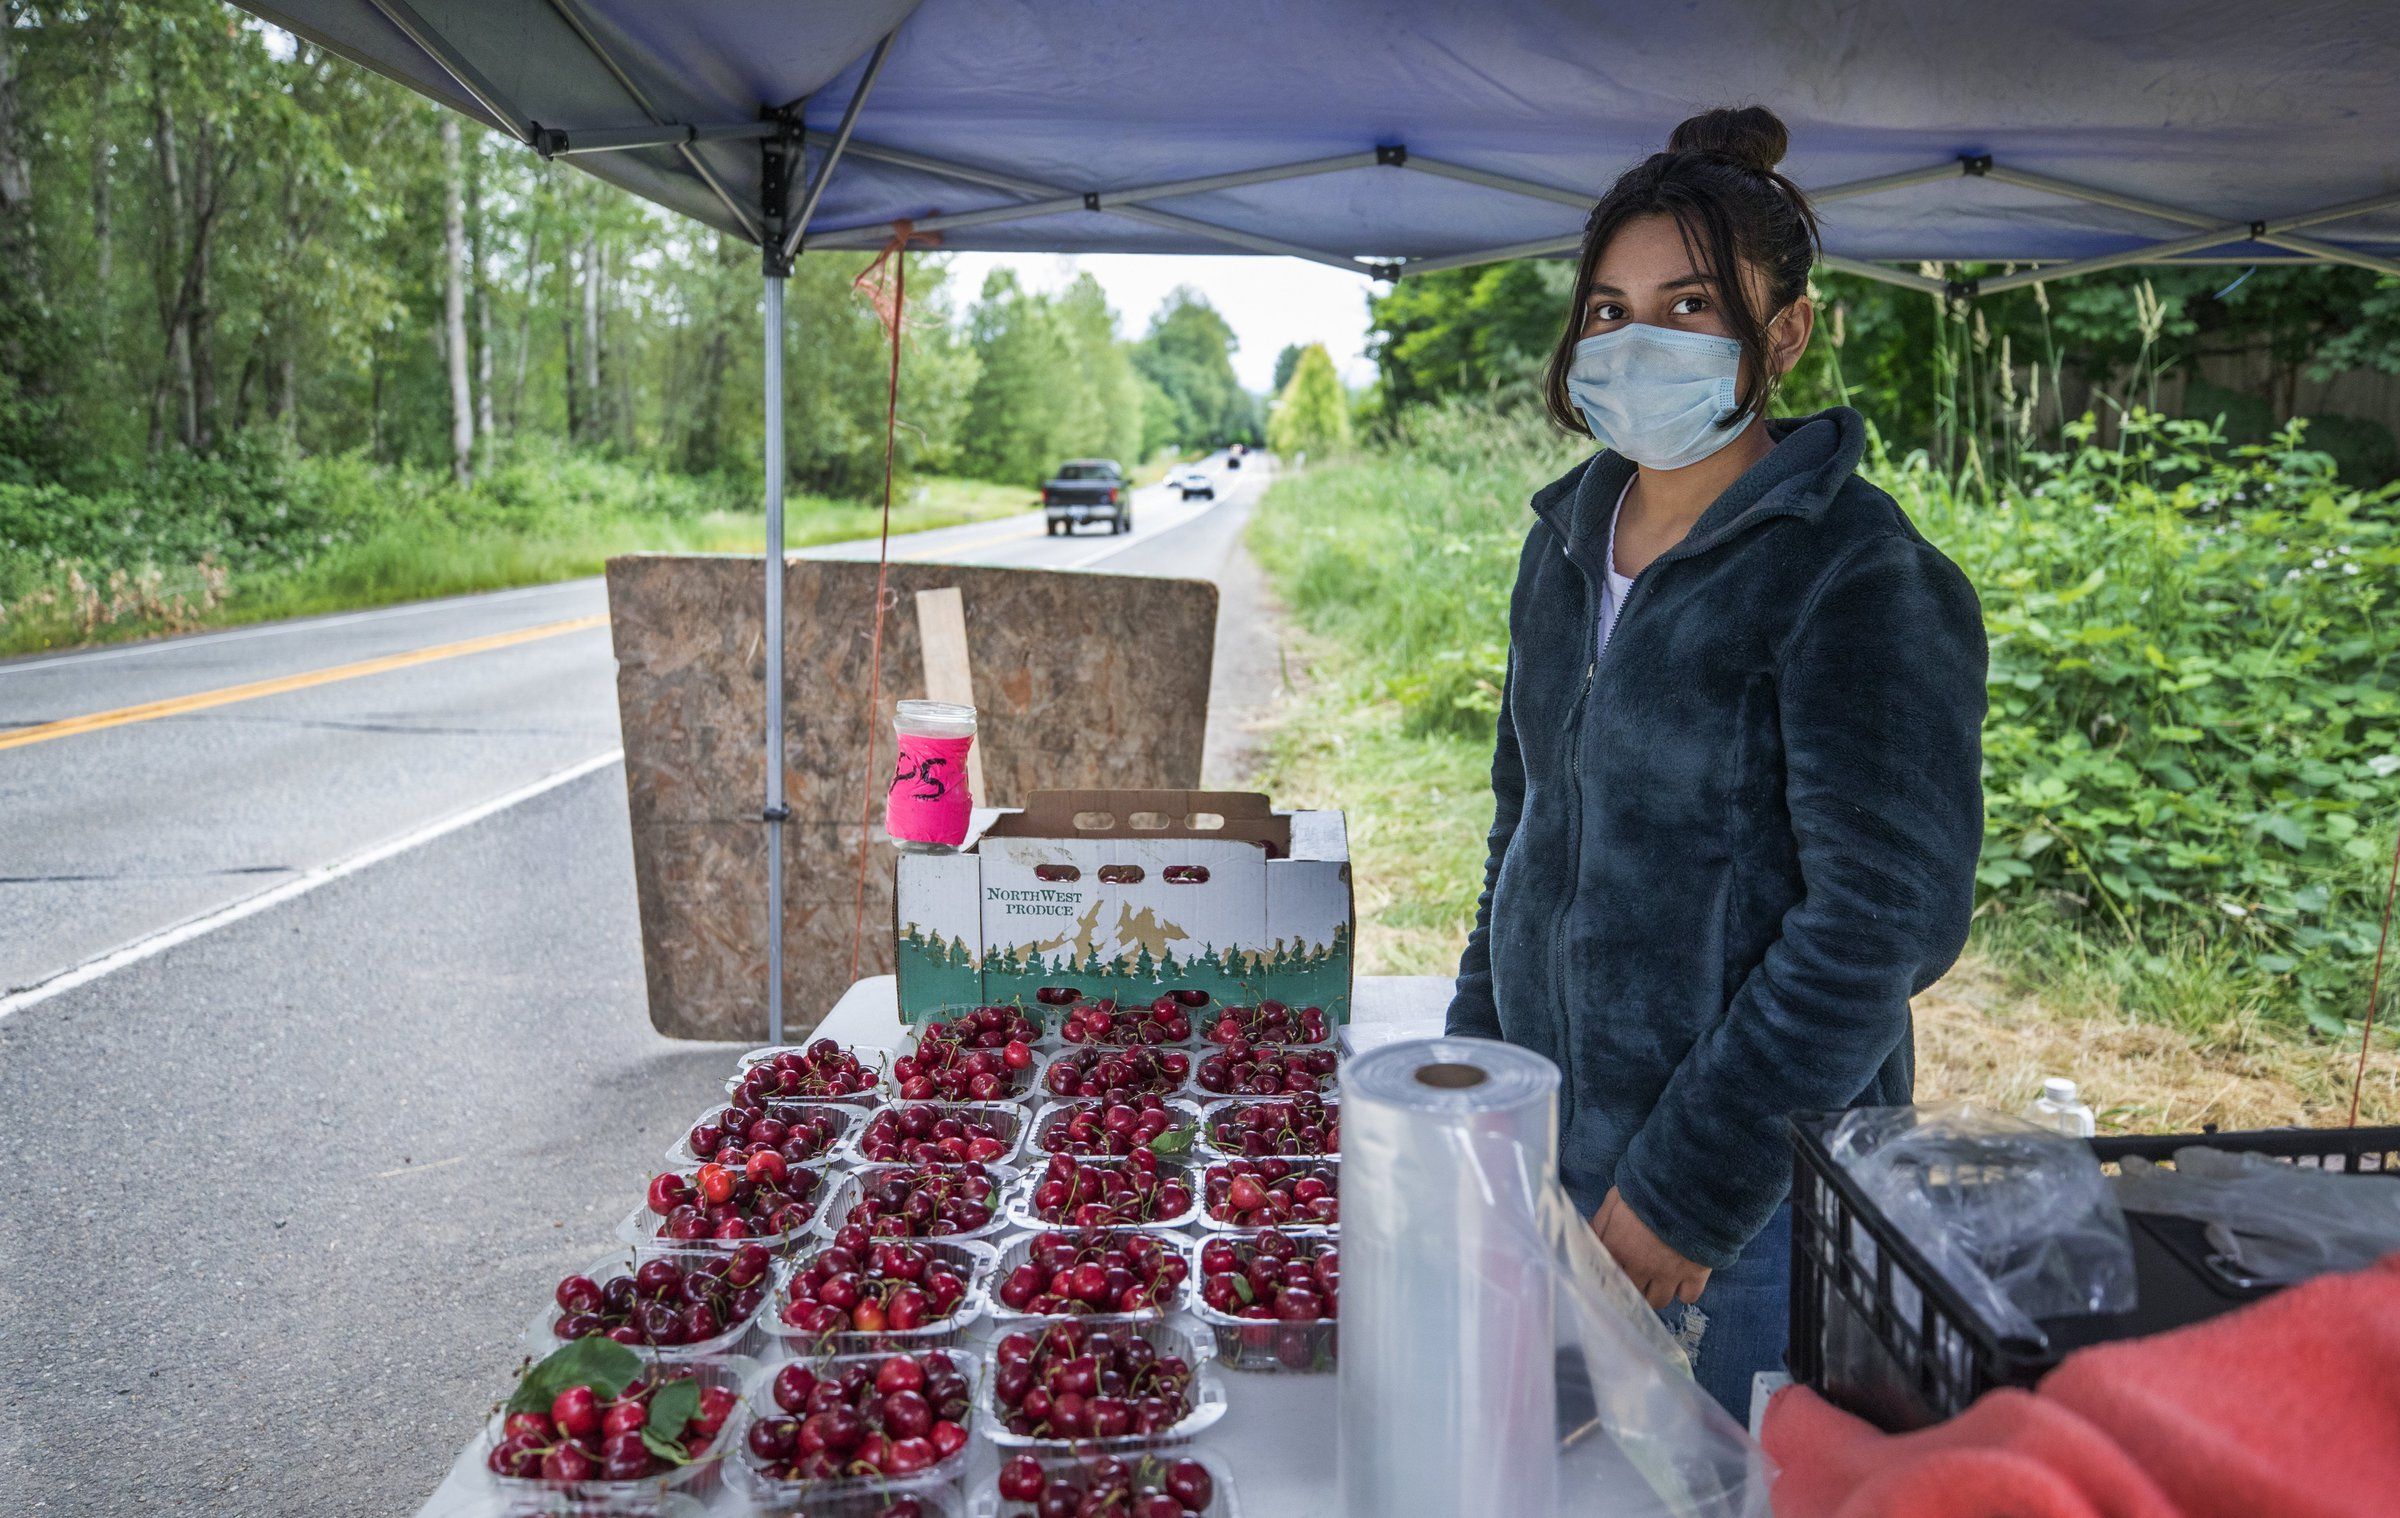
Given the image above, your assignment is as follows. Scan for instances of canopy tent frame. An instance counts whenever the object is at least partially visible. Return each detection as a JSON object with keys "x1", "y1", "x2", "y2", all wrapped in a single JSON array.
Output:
[{"x1": 257, "y1": 0, "x2": 2398, "y2": 1042}]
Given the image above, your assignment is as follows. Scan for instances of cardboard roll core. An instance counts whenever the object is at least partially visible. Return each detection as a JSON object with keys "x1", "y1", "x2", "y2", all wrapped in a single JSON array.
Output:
[{"x1": 1413, "y1": 1062, "x2": 1489, "y2": 1090}]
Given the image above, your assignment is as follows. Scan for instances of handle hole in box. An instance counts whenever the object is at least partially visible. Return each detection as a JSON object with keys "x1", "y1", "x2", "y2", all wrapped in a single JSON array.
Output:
[
  {"x1": 1033, "y1": 863, "x2": 1081, "y2": 882},
  {"x1": 1186, "y1": 812, "x2": 1225, "y2": 830},
  {"x1": 1097, "y1": 864, "x2": 1145, "y2": 885},
  {"x1": 1129, "y1": 810, "x2": 1173, "y2": 830},
  {"x1": 1072, "y1": 811, "x2": 1116, "y2": 831},
  {"x1": 1162, "y1": 865, "x2": 1210, "y2": 884}
]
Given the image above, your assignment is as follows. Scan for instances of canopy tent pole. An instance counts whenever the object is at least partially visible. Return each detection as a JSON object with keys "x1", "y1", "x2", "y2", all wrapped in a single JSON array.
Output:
[
  {"x1": 785, "y1": 30, "x2": 900, "y2": 266},
  {"x1": 762, "y1": 266, "x2": 788, "y2": 1044},
  {"x1": 357, "y1": 0, "x2": 531, "y2": 142},
  {"x1": 540, "y1": 0, "x2": 764, "y2": 241},
  {"x1": 533, "y1": 120, "x2": 779, "y2": 159},
  {"x1": 809, "y1": 133, "x2": 1375, "y2": 274}
]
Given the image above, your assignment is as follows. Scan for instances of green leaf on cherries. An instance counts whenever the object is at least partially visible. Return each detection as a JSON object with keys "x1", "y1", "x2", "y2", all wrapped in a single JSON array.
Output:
[
  {"x1": 639, "y1": 1378, "x2": 701, "y2": 1465},
  {"x1": 506, "y1": 1336, "x2": 641, "y2": 1414},
  {"x1": 1148, "y1": 1124, "x2": 1196, "y2": 1157},
  {"x1": 1231, "y1": 1274, "x2": 1254, "y2": 1305}
]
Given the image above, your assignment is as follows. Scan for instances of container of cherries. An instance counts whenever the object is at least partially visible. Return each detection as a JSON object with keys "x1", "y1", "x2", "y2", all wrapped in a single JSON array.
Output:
[
  {"x1": 846, "y1": 1101, "x2": 1026, "y2": 1168},
  {"x1": 1195, "y1": 1094, "x2": 1338, "y2": 1161},
  {"x1": 820, "y1": 1162, "x2": 1015, "y2": 1242},
  {"x1": 1185, "y1": 1229, "x2": 1339, "y2": 1373},
  {"x1": 895, "y1": 1007, "x2": 1046, "y2": 1103},
  {"x1": 533, "y1": 1244, "x2": 777, "y2": 1359},
  {"x1": 479, "y1": 1337, "x2": 750, "y2": 1503},
  {"x1": 1055, "y1": 992, "x2": 1206, "y2": 1047},
  {"x1": 622, "y1": 1159, "x2": 828, "y2": 1248},
  {"x1": 669, "y1": 1099, "x2": 858, "y2": 1168},
  {"x1": 730, "y1": 1040, "x2": 886, "y2": 1105},
  {"x1": 979, "y1": 1319, "x2": 1225, "y2": 1451},
  {"x1": 1192, "y1": 1040, "x2": 1337, "y2": 1099},
  {"x1": 768, "y1": 1236, "x2": 994, "y2": 1353},
  {"x1": 1028, "y1": 1095, "x2": 1201, "y2": 1159},
  {"x1": 735, "y1": 1349, "x2": 977, "y2": 1502},
  {"x1": 1199, "y1": 1158, "x2": 1339, "y2": 1231},
  {"x1": 1038, "y1": 1045, "x2": 1194, "y2": 1102},
  {"x1": 1007, "y1": 1152, "x2": 1201, "y2": 1232},
  {"x1": 980, "y1": 1451, "x2": 1238, "y2": 1518},
  {"x1": 985, "y1": 1228, "x2": 1191, "y2": 1326},
  {"x1": 1201, "y1": 1000, "x2": 1332, "y2": 1046}
]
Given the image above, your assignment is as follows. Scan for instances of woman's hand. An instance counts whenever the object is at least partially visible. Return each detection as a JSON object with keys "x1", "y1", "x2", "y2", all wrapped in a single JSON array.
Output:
[{"x1": 1592, "y1": 1186, "x2": 1712, "y2": 1308}]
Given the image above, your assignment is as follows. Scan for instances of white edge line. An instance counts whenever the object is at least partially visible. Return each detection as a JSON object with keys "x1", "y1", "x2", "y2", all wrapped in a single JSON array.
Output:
[
  {"x1": 0, "y1": 748, "x2": 625, "y2": 1022},
  {"x1": 0, "y1": 578, "x2": 605, "y2": 676}
]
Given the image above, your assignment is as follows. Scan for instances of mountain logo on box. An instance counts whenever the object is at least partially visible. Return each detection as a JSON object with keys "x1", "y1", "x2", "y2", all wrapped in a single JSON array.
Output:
[{"x1": 894, "y1": 920, "x2": 1352, "y2": 1025}]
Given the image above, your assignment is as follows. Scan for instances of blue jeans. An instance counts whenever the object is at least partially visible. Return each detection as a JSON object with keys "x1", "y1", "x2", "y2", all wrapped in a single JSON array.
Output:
[{"x1": 1656, "y1": 1202, "x2": 1791, "y2": 1424}]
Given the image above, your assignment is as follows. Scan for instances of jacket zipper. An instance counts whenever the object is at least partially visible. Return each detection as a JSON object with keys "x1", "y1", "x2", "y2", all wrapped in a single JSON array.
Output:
[{"x1": 1548, "y1": 597, "x2": 1599, "y2": 1138}]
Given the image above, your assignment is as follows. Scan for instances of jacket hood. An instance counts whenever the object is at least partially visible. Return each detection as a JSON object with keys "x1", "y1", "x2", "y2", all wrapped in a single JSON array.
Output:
[{"x1": 1533, "y1": 406, "x2": 1871, "y2": 571}]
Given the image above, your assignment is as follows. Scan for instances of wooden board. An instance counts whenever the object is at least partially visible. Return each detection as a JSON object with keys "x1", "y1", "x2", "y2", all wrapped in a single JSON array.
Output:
[{"x1": 605, "y1": 553, "x2": 1219, "y2": 1040}]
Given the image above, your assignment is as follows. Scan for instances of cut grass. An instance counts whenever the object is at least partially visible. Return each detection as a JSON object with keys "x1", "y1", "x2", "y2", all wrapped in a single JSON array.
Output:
[{"x1": 0, "y1": 476, "x2": 1033, "y2": 657}]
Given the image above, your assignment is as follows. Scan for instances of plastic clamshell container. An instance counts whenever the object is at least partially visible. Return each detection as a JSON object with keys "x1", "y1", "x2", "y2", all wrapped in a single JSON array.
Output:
[
  {"x1": 732, "y1": 1347, "x2": 981, "y2": 1508},
  {"x1": 728, "y1": 1045, "x2": 892, "y2": 1104},
  {"x1": 982, "y1": 1227, "x2": 1191, "y2": 1330},
  {"x1": 978, "y1": 1319, "x2": 1226, "y2": 1453},
  {"x1": 666, "y1": 1099, "x2": 864, "y2": 1167},
  {"x1": 968, "y1": 1449, "x2": 1240, "y2": 1518},
  {"x1": 818, "y1": 1163, "x2": 1020, "y2": 1243},
  {"x1": 1198, "y1": 1007, "x2": 1334, "y2": 1046},
  {"x1": 759, "y1": 1486, "x2": 965, "y2": 1518},
  {"x1": 1197, "y1": 1157, "x2": 1340, "y2": 1232},
  {"x1": 905, "y1": 1003, "x2": 1060, "y2": 1050},
  {"x1": 521, "y1": 1246, "x2": 774, "y2": 1363},
  {"x1": 841, "y1": 1101, "x2": 1030, "y2": 1169},
  {"x1": 457, "y1": 1491, "x2": 714, "y2": 1518},
  {"x1": 476, "y1": 1353, "x2": 756, "y2": 1509},
  {"x1": 1182, "y1": 1229, "x2": 1340, "y2": 1373},
  {"x1": 1189, "y1": 1043, "x2": 1341, "y2": 1100},
  {"x1": 1004, "y1": 1156, "x2": 1204, "y2": 1233},
  {"x1": 1024, "y1": 1097, "x2": 1205, "y2": 1160},
  {"x1": 1051, "y1": 1002, "x2": 1207, "y2": 1049},
  {"x1": 891, "y1": 1044, "x2": 1045, "y2": 1105},
  {"x1": 615, "y1": 1163, "x2": 836, "y2": 1251},
  {"x1": 1031, "y1": 1047, "x2": 1201, "y2": 1103},
  {"x1": 762, "y1": 1237, "x2": 998, "y2": 1355},
  {"x1": 1192, "y1": 1096, "x2": 1341, "y2": 1162}
]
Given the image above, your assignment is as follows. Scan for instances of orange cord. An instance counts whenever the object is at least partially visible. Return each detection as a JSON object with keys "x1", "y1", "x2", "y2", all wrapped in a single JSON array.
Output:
[
  {"x1": 2349, "y1": 818, "x2": 2400, "y2": 1127},
  {"x1": 846, "y1": 222, "x2": 938, "y2": 983}
]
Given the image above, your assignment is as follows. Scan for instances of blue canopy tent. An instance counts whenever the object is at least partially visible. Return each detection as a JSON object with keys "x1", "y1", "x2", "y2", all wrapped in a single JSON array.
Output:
[{"x1": 231, "y1": 0, "x2": 2400, "y2": 1037}]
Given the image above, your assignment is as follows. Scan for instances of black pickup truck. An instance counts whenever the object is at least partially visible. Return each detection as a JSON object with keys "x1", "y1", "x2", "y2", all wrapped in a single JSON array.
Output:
[{"x1": 1042, "y1": 459, "x2": 1131, "y2": 536}]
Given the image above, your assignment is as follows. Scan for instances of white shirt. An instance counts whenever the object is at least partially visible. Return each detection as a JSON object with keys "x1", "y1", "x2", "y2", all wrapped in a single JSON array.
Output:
[{"x1": 1596, "y1": 480, "x2": 1636, "y2": 660}]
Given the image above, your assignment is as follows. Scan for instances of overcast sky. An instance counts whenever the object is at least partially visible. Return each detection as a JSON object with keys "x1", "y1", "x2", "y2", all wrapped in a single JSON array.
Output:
[{"x1": 943, "y1": 252, "x2": 1381, "y2": 395}]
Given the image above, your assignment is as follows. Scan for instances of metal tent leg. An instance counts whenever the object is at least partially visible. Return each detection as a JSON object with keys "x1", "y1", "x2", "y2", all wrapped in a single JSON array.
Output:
[{"x1": 762, "y1": 270, "x2": 788, "y2": 1045}]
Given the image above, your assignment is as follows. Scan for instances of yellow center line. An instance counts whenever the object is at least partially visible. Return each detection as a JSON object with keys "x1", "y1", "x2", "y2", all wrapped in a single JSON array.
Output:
[{"x1": 0, "y1": 614, "x2": 609, "y2": 753}]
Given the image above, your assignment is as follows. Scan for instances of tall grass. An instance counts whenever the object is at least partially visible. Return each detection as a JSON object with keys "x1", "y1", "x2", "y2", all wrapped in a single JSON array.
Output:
[{"x1": 1252, "y1": 397, "x2": 2400, "y2": 1043}]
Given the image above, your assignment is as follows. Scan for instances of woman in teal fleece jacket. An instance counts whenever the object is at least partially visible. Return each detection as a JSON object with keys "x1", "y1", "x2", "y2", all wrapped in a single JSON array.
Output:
[{"x1": 1444, "y1": 106, "x2": 1987, "y2": 1418}]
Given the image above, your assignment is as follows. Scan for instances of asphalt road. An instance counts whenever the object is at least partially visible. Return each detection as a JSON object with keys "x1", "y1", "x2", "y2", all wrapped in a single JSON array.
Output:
[{"x1": 0, "y1": 452, "x2": 1277, "y2": 1514}]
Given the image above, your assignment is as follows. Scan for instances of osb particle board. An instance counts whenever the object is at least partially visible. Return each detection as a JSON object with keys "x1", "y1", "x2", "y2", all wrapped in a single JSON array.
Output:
[{"x1": 605, "y1": 553, "x2": 1217, "y2": 1041}]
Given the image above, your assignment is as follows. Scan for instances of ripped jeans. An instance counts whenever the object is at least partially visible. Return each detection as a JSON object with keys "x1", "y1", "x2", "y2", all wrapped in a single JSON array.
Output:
[{"x1": 1655, "y1": 1202, "x2": 1792, "y2": 1424}]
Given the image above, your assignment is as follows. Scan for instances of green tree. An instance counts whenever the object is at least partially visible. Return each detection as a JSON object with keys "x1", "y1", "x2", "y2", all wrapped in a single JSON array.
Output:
[
  {"x1": 1267, "y1": 343, "x2": 1349, "y2": 460},
  {"x1": 1270, "y1": 342, "x2": 1304, "y2": 395},
  {"x1": 1133, "y1": 288, "x2": 1258, "y2": 449}
]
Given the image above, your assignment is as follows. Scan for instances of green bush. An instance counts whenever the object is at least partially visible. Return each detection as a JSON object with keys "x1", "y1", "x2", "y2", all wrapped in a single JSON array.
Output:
[{"x1": 1254, "y1": 400, "x2": 2400, "y2": 1033}]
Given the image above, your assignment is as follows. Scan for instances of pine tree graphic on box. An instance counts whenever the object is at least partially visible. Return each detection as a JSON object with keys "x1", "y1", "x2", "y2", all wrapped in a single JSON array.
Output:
[{"x1": 894, "y1": 919, "x2": 1352, "y2": 1022}]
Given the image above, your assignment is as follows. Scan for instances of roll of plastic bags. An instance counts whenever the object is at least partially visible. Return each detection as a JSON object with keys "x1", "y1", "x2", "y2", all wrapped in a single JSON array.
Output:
[
  {"x1": 1825, "y1": 1103, "x2": 2137, "y2": 1343},
  {"x1": 2114, "y1": 1145, "x2": 2400, "y2": 1286},
  {"x1": 1337, "y1": 1037, "x2": 1769, "y2": 1518}
]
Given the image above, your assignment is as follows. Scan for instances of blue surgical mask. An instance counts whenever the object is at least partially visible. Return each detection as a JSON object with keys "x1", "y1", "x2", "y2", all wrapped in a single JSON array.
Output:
[{"x1": 1566, "y1": 324, "x2": 1750, "y2": 471}]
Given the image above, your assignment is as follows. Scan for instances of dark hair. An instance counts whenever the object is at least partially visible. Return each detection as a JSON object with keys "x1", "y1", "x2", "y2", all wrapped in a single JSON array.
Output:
[{"x1": 1542, "y1": 106, "x2": 1822, "y2": 437}]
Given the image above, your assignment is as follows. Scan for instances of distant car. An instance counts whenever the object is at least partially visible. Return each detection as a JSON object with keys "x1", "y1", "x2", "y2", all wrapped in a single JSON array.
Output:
[
  {"x1": 1224, "y1": 452, "x2": 1242, "y2": 470},
  {"x1": 1177, "y1": 470, "x2": 1216, "y2": 501},
  {"x1": 1042, "y1": 459, "x2": 1131, "y2": 535}
]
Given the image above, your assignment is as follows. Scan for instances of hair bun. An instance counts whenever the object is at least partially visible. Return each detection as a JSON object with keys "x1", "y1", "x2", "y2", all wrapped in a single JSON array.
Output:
[{"x1": 1667, "y1": 106, "x2": 1789, "y2": 175}]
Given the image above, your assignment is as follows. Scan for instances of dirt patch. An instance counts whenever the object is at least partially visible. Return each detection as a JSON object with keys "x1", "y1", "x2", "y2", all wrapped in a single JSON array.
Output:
[{"x1": 1916, "y1": 954, "x2": 2400, "y2": 1132}]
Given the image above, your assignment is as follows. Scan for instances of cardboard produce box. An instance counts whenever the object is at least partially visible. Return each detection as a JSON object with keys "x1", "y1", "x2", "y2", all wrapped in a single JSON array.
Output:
[{"x1": 894, "y1": 790, "x2": 1353, "y2": 1024}]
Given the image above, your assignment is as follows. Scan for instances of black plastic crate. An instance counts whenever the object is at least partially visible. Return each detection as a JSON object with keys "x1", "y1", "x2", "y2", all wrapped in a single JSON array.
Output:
[{"x1": 1787, "y1": 1114, "x2": 2400, "y2": 1430}]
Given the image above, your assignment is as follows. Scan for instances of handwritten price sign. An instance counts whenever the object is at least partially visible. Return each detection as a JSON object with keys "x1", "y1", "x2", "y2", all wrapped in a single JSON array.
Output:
[{"x1": 886, "y1": 732, "x2": 975, "y2": 846}]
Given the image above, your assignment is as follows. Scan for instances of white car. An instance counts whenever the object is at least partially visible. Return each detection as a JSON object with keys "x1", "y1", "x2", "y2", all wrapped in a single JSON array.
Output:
[{"x1": 1177, "y1": 470, "x2": 1216, "y2": 501}]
